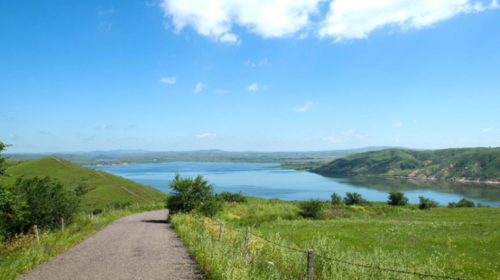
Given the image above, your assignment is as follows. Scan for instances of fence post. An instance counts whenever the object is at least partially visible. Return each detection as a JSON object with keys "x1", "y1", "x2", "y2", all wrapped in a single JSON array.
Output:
[
  {"x1": 61, "y1": 218, "x2": 64, "y2": 232},
  {"x1": 34, "y1": 225, "x2": 39, "y2": 244},
  {"x1": 307, "y1": 249, "x2": 313, "y2": 280},
  {"x1": 219, "y1": 222, "x2": 224, "y2": 242},
  {"x1": 201, "y1": 219, "x2": 205, "y2": 233},
  {"x1": 243, "y1": 227, "x2": 250, "y2": 264}
]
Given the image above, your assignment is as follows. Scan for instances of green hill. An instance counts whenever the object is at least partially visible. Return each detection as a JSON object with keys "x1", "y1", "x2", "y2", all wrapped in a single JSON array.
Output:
[
  {"x1": 4, "y1": 157, "x2": 168, "y2": 209},
  {"x1": 312, "y1": 147, "x2": 500, "y2": 183}
]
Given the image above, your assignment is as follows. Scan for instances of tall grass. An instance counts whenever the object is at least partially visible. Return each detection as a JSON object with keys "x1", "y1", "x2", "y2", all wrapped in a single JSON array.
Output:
[{"x1": 0, "y1": 202, "x2": 164, "y2": 280}]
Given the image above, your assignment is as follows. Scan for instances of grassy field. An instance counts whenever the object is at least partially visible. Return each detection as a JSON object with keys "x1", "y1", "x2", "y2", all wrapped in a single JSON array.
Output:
[
  {"x1": 0, "y1": 203, "x2": 165, "y2": 280},
  {"x1": 171, "y1": 198, "x2": 500, "y2": 279},
  {"x1": 4, "y1": 158, "x2": 168, "y2": 209}
]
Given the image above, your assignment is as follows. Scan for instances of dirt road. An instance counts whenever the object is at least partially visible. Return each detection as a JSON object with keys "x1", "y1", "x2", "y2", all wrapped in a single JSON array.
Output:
[{"x1": 17, "y1": 210, "x2": 204, "y2": 280}]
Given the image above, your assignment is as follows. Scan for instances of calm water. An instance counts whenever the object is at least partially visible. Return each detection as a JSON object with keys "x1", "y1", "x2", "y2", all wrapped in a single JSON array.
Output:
[{"x1": 87, "y1": 162, "x2": 500, "y2": 207}]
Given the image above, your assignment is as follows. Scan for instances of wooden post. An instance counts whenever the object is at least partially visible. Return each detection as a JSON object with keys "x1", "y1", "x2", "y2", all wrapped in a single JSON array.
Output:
[
  {"x1": 61, "y1": 218, "x2": 64, "y2": 232},
  {"x1": 243, "y1": 227, "x2": 250, "y2": 264},
  {"x1": 34, "y1": 225, "x2": 39, "y2": 244},
  {"x1": 307, "y1": 249, "x2": 313, "y2": 280},
  {"x1": 201, "y1": 219, "x2": 205, "y2": 233},
  {"x1": 219, "y1": 222, "x2": 224, "y2": 242}
]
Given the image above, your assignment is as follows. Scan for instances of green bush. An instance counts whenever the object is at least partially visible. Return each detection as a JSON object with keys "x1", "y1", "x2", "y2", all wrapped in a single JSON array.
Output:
[
  {"x1": 418, "y1": 196, "x2": 439, "y2": 210},
  {"x1": 456, "y1": 198, "x2": 475, "y2": 208},
  {"x1": 197, "y1": 197, "x2": 222, "y2": 217},
  {"x1": 165, "y1": 173, "x2": 216, "y2": 215},
  {"x1": 343, "y1": 192, "x2": 370, "y2": 206},
  {"x1": 387, "y1": 191, "x2": 409, "y2": 206},
  {"x1": 448, "y1": 202, "x2": 457, "y2": 208},
  {"x1": 477, "y1": 202, "x2": 489, "y2": 208},
  {"x1": 215, "y1": 191, "x2": 247, "y2": 203},
  {"x1": 14, "y1": 176, "x2": 80, "y2": 232},
  {"x1": 330, "y1": 192, "x2": 342, "y2": 205},
  {"x1": 298, "y1": 199, "x2": 324, "y2": 219},
  {"x1": 0, "y1": 187, "x2": 27, "y2": 240}
]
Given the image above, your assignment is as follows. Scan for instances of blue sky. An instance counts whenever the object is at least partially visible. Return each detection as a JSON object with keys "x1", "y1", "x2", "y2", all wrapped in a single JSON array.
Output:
[{"x1": 1, "y1": 0, "x2": 499, "y2": 153}]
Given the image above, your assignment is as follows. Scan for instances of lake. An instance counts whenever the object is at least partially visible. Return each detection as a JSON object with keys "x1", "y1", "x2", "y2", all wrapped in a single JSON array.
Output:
[{"x1": 87, "y1": 162, "x2": 500, "y2": 207}]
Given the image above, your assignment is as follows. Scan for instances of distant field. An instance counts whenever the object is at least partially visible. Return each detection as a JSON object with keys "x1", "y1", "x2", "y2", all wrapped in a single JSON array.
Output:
[{"x1": 4, "y1": 157, "x2": 168, "y2": 210}]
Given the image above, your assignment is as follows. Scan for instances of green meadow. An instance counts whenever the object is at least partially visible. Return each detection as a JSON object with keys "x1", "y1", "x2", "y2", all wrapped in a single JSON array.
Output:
[{"x1": 172, "y1": 198, "x2": 500, "y2": 279}]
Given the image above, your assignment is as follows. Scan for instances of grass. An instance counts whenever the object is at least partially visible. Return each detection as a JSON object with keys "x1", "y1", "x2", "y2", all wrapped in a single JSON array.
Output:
[
  {"x1": 0, "y1": 202, "x2": 165, "y2": 280},
  {"x1": 171, "y1": 198, "x2": 500, "y2": 279},
  {"x1": 4, "y1": 157, "x2": 168, "y2": 209}
]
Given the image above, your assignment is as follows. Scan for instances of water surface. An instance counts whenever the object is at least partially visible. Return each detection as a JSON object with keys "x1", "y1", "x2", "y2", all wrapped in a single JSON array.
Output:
[{"x1": 88, "y1": 162, "x2": 500, "y2": 207}]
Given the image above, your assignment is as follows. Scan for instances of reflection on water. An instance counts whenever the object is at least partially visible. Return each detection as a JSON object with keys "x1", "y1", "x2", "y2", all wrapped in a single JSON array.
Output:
[{"x1": 87, "y1": 162, "x2": 500, "y2": 207}]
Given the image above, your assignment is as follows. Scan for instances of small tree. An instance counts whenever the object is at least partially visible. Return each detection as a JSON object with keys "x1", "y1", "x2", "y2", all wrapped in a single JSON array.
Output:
[
  {"x1": 343, "y1": 192, "x2": 370, "y2": 206},
  {"x1": 387, "y1": 191, "x2": 409, "y2": 206},
  {"x1": 456, "y1": 198, "x2": 475, "y2": 208},
  {"x1": 15, "y1": 176, "x2": 80, "y2": 232},
  {"x1": 299, "y1": 198, "x2": 324, "y2": 219},
  {"x1": 331, "y1": 192, "x2": 342, "y2": 205},
  {"x1": 418, "y1": 196, "x2": 438, "y2": 210},
  {"x1": 0, "y1": 141, "x2": 10, "y2": 179},
  {"x1": 166, "y1": 173, "x2": 215, "y2": 214},
  {"x1": 215, "y1": 191, "x2": 247, "y2": 203},
  {"x1": 448, "y1": 202, "x2": 457, "y2": 208}
]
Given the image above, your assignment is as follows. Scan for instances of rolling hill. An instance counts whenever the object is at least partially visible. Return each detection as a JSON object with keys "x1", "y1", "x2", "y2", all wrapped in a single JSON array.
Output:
[
  {"x1": 3, "y1": 157, "x2": 168, "y2": 209},
  {"x1": 312, "y1": 147, "x2": 500, "y2": 183}
]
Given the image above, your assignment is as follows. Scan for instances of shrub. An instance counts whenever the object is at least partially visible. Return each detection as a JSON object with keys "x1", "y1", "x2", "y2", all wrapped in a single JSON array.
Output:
[
  {"x1": 166, "y1": 173, "x2": 216, "y2": 215},
  {"x1": 14, "y1": 176, "x2": 80, "y2": 232},
  {"x1": 0, "y1": 187, "x2": 27, "y2": 240},
  {"x1": 387, "y1": 191, "x2": 409, "y2": 206},
  {"x1": 418, "y1": 196, "x2": 439, "y2": 210},
  {"x1": 197, "y1": 197, "x2": 222, "y2": 217},
  {"x1": 456, "y1": 198, "x2": 475, "y2": 208},
  {"x1": 448, "y1": 202, "x2": 457, "y2": 208},
  {"x1": 330, "y1": 192, "x2": 342, "y2": 205},
  {"x1": 477, "y1": 202, "x2": 489, "y2": 208},
  {"x1": 343, "y1": 192, "x2": 370, "y2": 206},
  {"x1": 215, "y1": 191, "x2": 247, "y2": 203},
  {"x1": 299, "y1": 198, "x2": 324, "y2": 219}
]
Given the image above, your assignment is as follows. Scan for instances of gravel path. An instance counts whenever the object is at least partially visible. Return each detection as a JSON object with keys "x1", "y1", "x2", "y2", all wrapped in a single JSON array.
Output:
[{"x1": 17, "y1": 210, "x2": 205, "y2": 280}]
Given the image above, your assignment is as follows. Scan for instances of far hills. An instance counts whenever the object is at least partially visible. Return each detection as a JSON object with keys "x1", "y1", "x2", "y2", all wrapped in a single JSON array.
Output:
[
  {"x1": 4, "y1": 157, "x2": 168, "y2": 209},
  {"x1": 312, "y1": 147, "x2": 500, "y2": 183},
  {"x1": 4, "y1": 146, "x2": 407, "y2": 166}
]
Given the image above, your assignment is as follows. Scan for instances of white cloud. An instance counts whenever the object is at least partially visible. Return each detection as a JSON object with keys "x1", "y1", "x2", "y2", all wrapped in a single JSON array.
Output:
[
  {"x1": 394, "y1": 123, "x2": 403, "y2": 127},
  {"x1": 160, "y1": 0, "x2": 496, "y2": 42},
  {"x1": 319, "y1": 0, "x2": 492, "y2": 41},
  {"x1": 295, "y1": 102, "x2": 314, "y2": 112},
  {"x1": 215, "y1": 89, "x2": 231, "y2": 93},
  {"x1": 194, "y1": 82, "x2": 206, "y2": 93},
  {"x1": 483, "y1": 127, "x2": 493, "y2": 132},
  {"x1": 98, "y1": 8, "x2": 115, "y2": 16},
  {"x1": 160, "y1": 77, "x2": 176, "y2": 84},
  {"x1": 244, "y1": 82, "x2": 259, "y2": 91},
  {"x1": 196, "y1": 133, "x2": 217, "y2": 139},
  {"x1": 95, "y1": 124, "x2": 111, "y2": 130},
  {"x1": 258, "y1": 58, "x2": 269, "y2": 66},
  {"x1": 219, "y1": 33, "x2": 241, "y2": 44},
  {"x1": 8, "y1": 134, "x2": 15, "y2": 138},
  {"x1": 160, "y1": 0, "x2": 322, "y2": 41}
]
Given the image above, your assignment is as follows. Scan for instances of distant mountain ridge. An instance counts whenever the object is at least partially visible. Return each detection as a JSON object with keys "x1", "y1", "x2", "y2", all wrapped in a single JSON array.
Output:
[{"x1": 312, "y1": 147, "x2": 500, "y2": 183}]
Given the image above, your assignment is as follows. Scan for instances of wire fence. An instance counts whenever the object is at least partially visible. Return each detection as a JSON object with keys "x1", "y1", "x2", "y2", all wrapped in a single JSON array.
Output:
[{"x1": 199, "y1": 219, "x2": 464, "y2": 280}]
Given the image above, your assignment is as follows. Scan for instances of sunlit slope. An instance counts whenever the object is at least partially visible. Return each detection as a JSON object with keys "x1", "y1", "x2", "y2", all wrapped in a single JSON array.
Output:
[
  {"x1": 4, "y1": 157, "x2": 168, "y2": 209},
  {"x1": 312, "y1": 148, "x2": 500, "y2": 182}
]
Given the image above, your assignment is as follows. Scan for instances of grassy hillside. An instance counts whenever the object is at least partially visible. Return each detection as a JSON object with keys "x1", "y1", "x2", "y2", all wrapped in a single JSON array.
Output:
[
  {"x1": 312, "y1": 147, "x2": 500, "y2": 182},
  {"x1": 4, "y1": 157, "x2": 168, "y2": 210}
]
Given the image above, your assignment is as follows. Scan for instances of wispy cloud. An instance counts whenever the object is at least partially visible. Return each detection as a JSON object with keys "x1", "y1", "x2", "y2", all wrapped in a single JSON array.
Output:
[
  {"x1": 295, "y1": 102, "x2": 314, "y2": 112},
  {"x1": 323, "y1": 130, "x2": 364, "y2": 143},
  {"x1": 98, "y1": 8, "x2": 114, "y2": 16},
  {"x1": 219, "y1": 33, "x2": 241, "y2": 45},
  {"x1": 8, "y1": 134, "x2": 15, "y2": 138},
  {"x1": 160, "y1": 77, "x2": 176, "y2": 84},
  {"x1": 483, "y1": 127, "x2": 493, "y2": 132},
  {"x1": 244, "y1": 82, "x2": 258, "y2": 91},
  {"x1": 95, "y1": 124, "x2": 111, "y2": 130},
  {"x1": 99, "y1": 22, "x2": 113, "y2": 31},
  {"x1": 215, "y1": 89, "x2": 231, "y2": 93},
  {"x1": 194, "y1": 82, "x2": 206, "y2": 93},
  {"x1": 244, "y1": 58, "x2": 269, "y2": 67},
  {"x1": 196, "y1": 133, "x2": 217, "y2": 139},
  {"x1": 393, "y1": 123, "x2": 403, "y2": 127}
]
